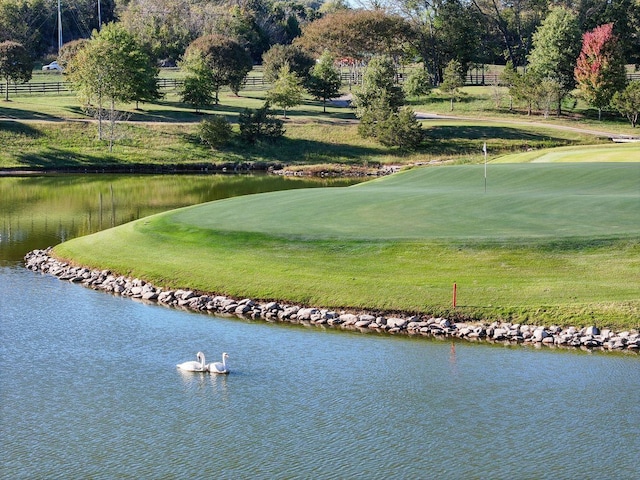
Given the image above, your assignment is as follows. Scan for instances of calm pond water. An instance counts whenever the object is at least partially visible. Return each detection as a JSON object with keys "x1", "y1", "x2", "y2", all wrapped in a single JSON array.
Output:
[{"x1": 1, "y1": 174, "x2": 639, "y2": 479}]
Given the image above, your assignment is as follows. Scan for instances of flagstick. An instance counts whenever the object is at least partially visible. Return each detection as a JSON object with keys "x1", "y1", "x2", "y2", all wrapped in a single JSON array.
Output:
[{"x1": 483, "y1": 142, "x2": 487, "y2": 193}]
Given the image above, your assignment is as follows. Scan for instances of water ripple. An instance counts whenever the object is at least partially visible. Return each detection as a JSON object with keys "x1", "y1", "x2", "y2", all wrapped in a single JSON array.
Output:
[{"x1": 2, "y1": 267, "x2": 639, "y2": 479}]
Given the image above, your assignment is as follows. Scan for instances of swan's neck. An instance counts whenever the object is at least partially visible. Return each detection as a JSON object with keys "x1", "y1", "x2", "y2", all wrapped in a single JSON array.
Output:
[
  {"x1": 221, "y1": 355, "x2": 226, "y2": 368},
  {"x1": 200, "y1": 354, "x2": 206, "y2": 369}
]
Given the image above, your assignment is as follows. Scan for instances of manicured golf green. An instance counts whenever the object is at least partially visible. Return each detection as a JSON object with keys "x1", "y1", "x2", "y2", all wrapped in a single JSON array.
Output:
[
  {"x1": 493, "y1": 142, "x2": 640, "y2": 163},
  {"x1": 54, "y1": 162, "x2": 640, "y2": 329}
]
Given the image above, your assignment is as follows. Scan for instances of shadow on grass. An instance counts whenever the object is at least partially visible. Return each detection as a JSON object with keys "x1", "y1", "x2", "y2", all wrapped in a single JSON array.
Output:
[
  {"x1": 0, "y1": 120, "x2": 44, "y2": 137},
  {"x1": 421, "y1": 125, "x2": 575, "y2": 156},
  {"x1": 13, "y1": 147, "x2": 124, "y2": 170},
  {"x1": 425, "y1": 125, "x2": 557, "y2": 141},
  {"x1": 407, "y1": 95, "x2": 477, "y2": 107},
  {"x1": 0, "y1": 105, "x2": 66, "y2": 122},
  {"x1": 188, "y1": 134, "x2": 387, "y2": 165}
]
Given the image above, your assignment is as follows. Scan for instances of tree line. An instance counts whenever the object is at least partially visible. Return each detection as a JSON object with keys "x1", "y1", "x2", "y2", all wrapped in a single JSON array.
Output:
[
  {"x1": 1, "y1": 0, "x2": 640, "y2": 150},
  {"x1": 2, "y1": 0, "x2": 638, "y2": 72}
]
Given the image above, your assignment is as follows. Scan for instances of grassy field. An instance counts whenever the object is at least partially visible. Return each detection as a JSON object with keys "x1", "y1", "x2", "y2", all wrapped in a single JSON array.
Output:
[
  {"x1": 0, "y1": 93, "x2": 615, "y2": 170},
  {"x1": 2, "y1": 75, "x2": 636, "y2": 171},
  {"x1": 54, "y1": 162, "x2": 640, "y2": 330}
]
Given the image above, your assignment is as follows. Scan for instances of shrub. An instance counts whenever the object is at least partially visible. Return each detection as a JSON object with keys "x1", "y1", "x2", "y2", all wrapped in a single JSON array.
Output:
[
  {"x1": 199, "y1": 116, "x2": 232, "y2": 149},
  {"x1": 376, "y1": 108, "x2": 424, "y2": 150},
  {"x1": 358, "y1": 97, "x2": 423, "y2": 150},
  {"x1": 238, "y1": 102, "x2": 285, "y2": 144},
  {"x1": 611, "y1": 81, "x2": 640, "y2": 128},
  {"x1": 403, "y1": 69, "x2": 432, "y2": 97}
]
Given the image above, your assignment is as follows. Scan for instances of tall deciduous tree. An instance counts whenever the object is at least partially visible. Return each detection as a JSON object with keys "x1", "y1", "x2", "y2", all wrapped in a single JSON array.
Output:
[
  {"x1": 67, "y1": 23, "x2": 158, "y2": 148},
  {"x1": 185, "y1": 34, "x2": 253, "y2": 104},
  {"x1": 262, "y1": 44, "x2": 315, "y2": 84},
  {"x1": 527, "y1": 7, "x2": 581, "y2": 116},
  {"x1": 294, "y1": 9, "x2": 410, "y2": 61},
  {"x1": 58, "y1": 39, "x2": 89, "y2": 70},
  {"x1": 306, "y1": 51, "x2": 342, "y2": 112},
  {"x1": 398, "y1": 0, "x2": 482, "y2": 85},
  {"x1": 180, "y1": 50, "x2": 215, "y2": 113},
  {"x1": 0, "y1": 40, "x2": 32, "y2": 101},
  {"x1": 576, "y1": 0, "x2": 640, "y2": 68},
  {"x1": 266, "y1": 64, "x2": 306, "y2": 118},
  {"x1": 574, "y1": 23, "x2": 627, "y2": 120},
  {"x1": 611, "y1": 81, "x2": 640, "y2": 127},
  {"x1": 119, "y1": 0, "x2": 198, "y2": 64},
  {"x1": 469, "y1": 0, "x2": 547, "y2": 67}
]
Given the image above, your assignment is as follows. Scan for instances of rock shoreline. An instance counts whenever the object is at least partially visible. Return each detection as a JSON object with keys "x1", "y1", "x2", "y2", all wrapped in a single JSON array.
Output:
[{"x1": 25, "y1": 248, "x2": 639, "y2": 353}]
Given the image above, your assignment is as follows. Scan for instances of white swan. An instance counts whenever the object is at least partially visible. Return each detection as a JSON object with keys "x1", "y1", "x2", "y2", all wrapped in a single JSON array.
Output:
[
  {"x1": 207, "y1": 352, "x2": 229, "y2": 374},
  {"x1": 177, "y1": 351, "x2": 206, "y2": 372}
]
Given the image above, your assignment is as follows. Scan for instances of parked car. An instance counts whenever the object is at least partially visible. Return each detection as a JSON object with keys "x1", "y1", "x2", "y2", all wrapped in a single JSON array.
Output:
[{"x1": 42, "y1": 61, "x2": 63, "y2": 71}]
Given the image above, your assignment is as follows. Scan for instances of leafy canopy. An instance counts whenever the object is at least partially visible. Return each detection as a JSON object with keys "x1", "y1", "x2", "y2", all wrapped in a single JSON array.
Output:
[
  {"x1": 67, "y1": 23, "x2": 157, "y2": 106},
  {"x1": 185, "y1": 34, "x2": 253, "y2": 103},
  {"x1": 306, "y1": 51, "x2": 342, "y2": 112},
  {"x1": 266, "y1": 64, "x2": 306, "y2": 118},
  {"x1": 611, "y1": 81, "x2": 640, "y2": 128},
  {"x1": 574, "y1": 23, "x2": 627, "y2": 115},
  {"x1": 0, "y1": 40, "x2": 32, "y2": 101},
  {"x1": 527, "y1": 7, "x2": 581, "y2": 115}
]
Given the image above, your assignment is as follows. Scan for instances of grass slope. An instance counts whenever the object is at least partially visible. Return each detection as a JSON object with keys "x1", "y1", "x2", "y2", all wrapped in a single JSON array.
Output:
[{"x1": 54, "y1": 163, "x2": 640, "y2": 329}]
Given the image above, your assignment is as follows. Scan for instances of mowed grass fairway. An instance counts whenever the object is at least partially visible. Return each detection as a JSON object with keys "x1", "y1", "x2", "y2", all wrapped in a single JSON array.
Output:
[{"x1": 54, "y1": 162, "x2": 640, "y2": 329}]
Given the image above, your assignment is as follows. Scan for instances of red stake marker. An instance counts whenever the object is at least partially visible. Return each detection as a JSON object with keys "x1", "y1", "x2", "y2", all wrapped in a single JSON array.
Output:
[{"x1": 453, "y1": 283, "x2": 457, "y2": 309}]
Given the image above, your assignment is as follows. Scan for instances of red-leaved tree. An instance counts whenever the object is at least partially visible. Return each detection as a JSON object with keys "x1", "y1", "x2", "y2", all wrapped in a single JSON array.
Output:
[{"x1": 574, "y1": 23, "x2": 627, "y2": 120}]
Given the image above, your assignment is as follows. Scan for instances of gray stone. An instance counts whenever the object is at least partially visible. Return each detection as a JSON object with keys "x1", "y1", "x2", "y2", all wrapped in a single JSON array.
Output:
[
  {"x1": 386, "y1": 318, "x2": 407, "y2": 329},
  {"x1": 339, "y1": 313, "x2": 359, "y2": 325},
  {"x1": 583, "y1": 326, "x2": 600, "y2": 336}
]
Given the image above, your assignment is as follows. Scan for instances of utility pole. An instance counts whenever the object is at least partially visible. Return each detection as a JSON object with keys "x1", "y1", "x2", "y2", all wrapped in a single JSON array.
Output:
[{"x1": 57, "y1": 0, "x2": 62, "y2": 55}]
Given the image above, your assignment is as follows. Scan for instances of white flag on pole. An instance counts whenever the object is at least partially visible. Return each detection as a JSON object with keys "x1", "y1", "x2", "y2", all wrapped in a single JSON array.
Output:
[{"x1": 483, "y1": 142, "x2": 487, "y2": 193}]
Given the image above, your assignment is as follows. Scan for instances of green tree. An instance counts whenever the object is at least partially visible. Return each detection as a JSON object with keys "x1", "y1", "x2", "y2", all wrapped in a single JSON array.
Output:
[
  {"x1": 0, "y1": 0, "x2": 49, "y2": 59},
  {"x1": 354, "y1": 55, "x2": 422, "y2": 149},
  {"x1": 574, "y1": 23, "x2": 627, "y2": 120},
  {"x1": 67, "y1": 23, "x2": 157, "y2": 148},
  {"x1": 186, "y1": 34, "x2": 253, "y2": 104},
  {"x1": 306, "y1": 51, "x2": 342, "y2": 112},
  {"x1": 262, "y1": 44, "x2": 315, "y2": 84},
  {"x1": 58, "y1": 39, "x2": 89, "y2": 70},
  {"x1": 469, "y1": 0, "x2": 547, "y2": 68},
  {"x1": 503, "y1": 66, "x2": 538, "y2": 115},
  {"x1": 439, "y1": 59, "x2": 465, "y2": 111},
  {"x1": 500, "y1": 61, "x2": 519, "y2": 111},
  {"x1": 266, "y1": 64, "x2": 306, "y2": 118},
  {"x1": 180, "y1": 50, "x2": 215, "y2": 113},
  {"x1": 398, "y1": 0, "x2": 482, "y2": 85},
  {"x1": 319, "y1": 0, "x2": 350, "y2": 14},
  {"x1": 403, "y1": 68, "x2": 432, "y2": 98},
  {"x1": 527, "y1": 7, "x2": 581, "y2": 116},
  {"x1": 0, "y1": 40, "x2": 32, "y2": 101},
  {"x1": 119, "y1": 0, "x2": 197, "y2": 64},
  {"x1": 611, "y1": 81, "x2": 640, "y2": 128},
  {"x1": 358, "y1": 94, "x2": 394, "y2": 139},
  {"x1": 535, "y1": 77, "x2": 563, "y2": 118},
  {"x1": 352, "y1": 55, "x2": 404, "y2": 118}
]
